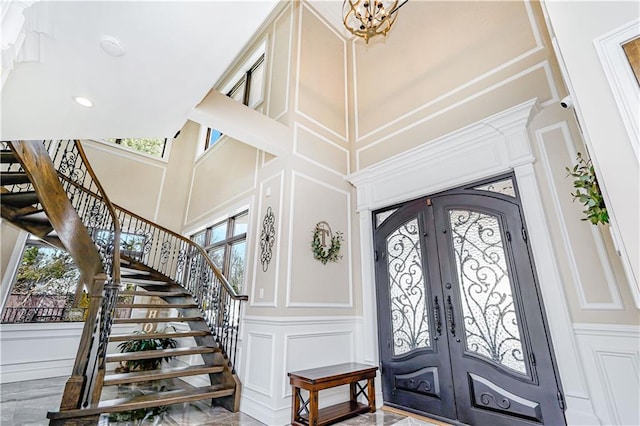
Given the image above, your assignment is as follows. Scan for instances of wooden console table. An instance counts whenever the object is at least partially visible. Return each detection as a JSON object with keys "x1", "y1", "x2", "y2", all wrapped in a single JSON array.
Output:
[{"x1": 288, "y1": 362, "x2": 378, "y2": 426}]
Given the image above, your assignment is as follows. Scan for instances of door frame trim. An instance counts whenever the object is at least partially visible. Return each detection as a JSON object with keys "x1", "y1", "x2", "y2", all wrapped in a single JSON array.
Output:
[{"x1": 347, "y1": 98, "x2": 600, "y2": 425}]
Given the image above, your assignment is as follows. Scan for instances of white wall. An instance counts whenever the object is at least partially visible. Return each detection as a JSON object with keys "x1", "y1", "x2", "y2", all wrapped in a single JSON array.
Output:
[
  {"x1": 0, "y1": 322, "x2": 134, "y2": 384},
  {"x1": 542, "y1": 0, "x2": 640, "y2": 307}
]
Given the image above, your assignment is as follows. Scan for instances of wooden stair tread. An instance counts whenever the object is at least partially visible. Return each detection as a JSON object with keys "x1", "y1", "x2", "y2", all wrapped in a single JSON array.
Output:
[
  {"x1": 115, "y1": 303, "x2": 197, "y2": 309},
  {"x1": 109, "y1": 330, "x2": 210, "y2": 342},
  {"x1": 0, "y1": 151, "x2": 16, "y2": 163},
  {"x1": 1, "y1": 191, "x2": 39, "y2": 207},
  {"x1": 106, "y1": 346, "x2": 218, "y2": 362},
  {"x1": 119, "y1": 278, "x2": 170, "y2": 285},
  {"x1": 47, "y1": 384, "x2": 235, "y2": 418},
  {"x1": 103, "y1": 364, "x2": 224, "y2": 386},
  {"x1": 1, "y1": 172, "x2": 30, "y2": 185},
  {"x1": 119, "y1": 290, "x2": 188, "y2": 297},
  {"x1": 113, "y1": 316, "x2": 203, "y2": 324}
]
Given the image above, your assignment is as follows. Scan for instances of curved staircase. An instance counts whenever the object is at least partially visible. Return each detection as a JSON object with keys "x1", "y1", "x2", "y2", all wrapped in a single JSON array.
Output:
[{"x1": 1, "y1": 141, "x2": 246, "y2": 424}]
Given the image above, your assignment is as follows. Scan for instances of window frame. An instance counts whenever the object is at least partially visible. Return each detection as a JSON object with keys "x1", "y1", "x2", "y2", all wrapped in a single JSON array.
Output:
[
  {"x1": 202, "y1": 52, "x2": 266, "y2": 154},
  {"x1": 191, "y1": 210, "x2": 249, "y2": 292}
]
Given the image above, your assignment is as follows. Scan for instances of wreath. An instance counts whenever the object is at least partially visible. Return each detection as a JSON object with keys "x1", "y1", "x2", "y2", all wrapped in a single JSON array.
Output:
[{"x1": 311, "y1": 222, "x2": 343, "y2": 265}]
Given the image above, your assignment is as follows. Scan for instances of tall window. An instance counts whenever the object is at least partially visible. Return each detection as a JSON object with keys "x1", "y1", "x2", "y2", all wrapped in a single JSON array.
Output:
[
  {"x1": 191, "y1": 211, "x2": 248, "y2": 292},
  {"x1": 205, "y1": 53, "x2": 265, "y2": 151}
]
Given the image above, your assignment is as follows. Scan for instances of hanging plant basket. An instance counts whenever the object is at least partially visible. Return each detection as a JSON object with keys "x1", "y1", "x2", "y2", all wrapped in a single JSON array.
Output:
[{"x1": 565, "y1": 152, "x2": 609, "y2": 225}]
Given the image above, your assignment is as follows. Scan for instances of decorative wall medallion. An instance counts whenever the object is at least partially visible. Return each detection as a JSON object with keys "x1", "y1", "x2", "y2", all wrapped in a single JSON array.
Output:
[
  {"x1": 260, "y1": 207, "x2": 275, "y2": 272},
  {"x1": 311, "y1": 221, "x2": 344, "y2": 265}
]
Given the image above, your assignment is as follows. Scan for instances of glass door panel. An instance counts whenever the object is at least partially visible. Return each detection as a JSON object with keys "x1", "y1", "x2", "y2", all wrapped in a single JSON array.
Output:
[
  {"x1": 448, "y1": 210, "x2": 526, "y2": 374},
  {"x1": 385, "y1": 218, "x2": 431, "y2": 356}
]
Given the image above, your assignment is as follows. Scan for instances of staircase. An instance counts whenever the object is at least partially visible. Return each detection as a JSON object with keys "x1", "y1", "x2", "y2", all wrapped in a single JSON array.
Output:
[{"x1": 1, "y1": 141, "x2": 246, "y2": 424}]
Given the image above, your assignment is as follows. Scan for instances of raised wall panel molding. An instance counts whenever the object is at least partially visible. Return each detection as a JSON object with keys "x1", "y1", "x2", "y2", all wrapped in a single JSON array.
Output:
[
  {"x1": 354, "y1": 62, "x2": 555, "y2": 170},
  {"x1": 294, "y1": 3, "x2": 349, "y2": 142},
  {"x1": 573, "y1": 322, "x2": 640, "y2": 425},
  {"x1": 267, "y1": 3, "x2": 293, "y2": 123},
  {"x1": 349, "y1": 98, "x2": 539, "y2": 211},
  {"x1": 593, "y1": 18, "x2": 640, "y2": 163},
  {"x1": 535, "y1": 122, "x2": 623, "y2": 310},
  {"x1": 347, "y1": 98, "x2": 600, "y2": 425},
  {"x1": 293, "y1": 122, "x2": 350, "y2": 177},
  {"x1": 250, "y1": 171, "x2": 284, "y2": 307},
  {"x1": 352, "y1": 1, "x2": 545, "y2": 143},
  {"x1": 285, "y1": 171, "x2": 353, "y2": 308},
  {"x1": 244, "y1": 332, "x2": 275, "y2": 397},
  {"x1": 240, "y1": 315, "x2": 363, "y2": 426}
]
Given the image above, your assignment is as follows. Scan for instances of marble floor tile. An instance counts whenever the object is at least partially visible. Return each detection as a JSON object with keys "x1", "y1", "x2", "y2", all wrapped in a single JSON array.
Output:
[{"x1": 1, "y1": 376, "x2": 449, "y2": 426}]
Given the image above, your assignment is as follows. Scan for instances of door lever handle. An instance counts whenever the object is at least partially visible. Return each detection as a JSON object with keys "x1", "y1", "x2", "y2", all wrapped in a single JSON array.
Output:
[
  {"x1": 446, "y1": 295, "x2": 456, "y2": 337},
  {"x1": 433, "y1": 296, "x2": 442, "y2": 337}
]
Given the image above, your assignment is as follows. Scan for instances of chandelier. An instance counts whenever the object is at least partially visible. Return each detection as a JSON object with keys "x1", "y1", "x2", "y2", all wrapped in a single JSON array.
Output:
[{"x1": 342, "y1": 0, "x2": 408, "y2": 43}]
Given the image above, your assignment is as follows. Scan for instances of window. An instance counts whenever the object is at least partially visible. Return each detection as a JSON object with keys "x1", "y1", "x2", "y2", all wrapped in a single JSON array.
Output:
[
  {"x1": 205, "y1": 128, "x2": 223, "y2": 149},
  {"x1": 204, "y1": 53, "x2": 265, "y2": 151},
  {"x1": 225, "y1": 53, "x2": 265, "y2": 108},
  {"x1": 103, "y1": 138, "x2": 168, "y2": 158},
  {"x1": 191, "y1": 211, "x2": 248, "y2": 292},
  {"x1": 2, "y1": 237, "x2": 81, "y2": 323}
]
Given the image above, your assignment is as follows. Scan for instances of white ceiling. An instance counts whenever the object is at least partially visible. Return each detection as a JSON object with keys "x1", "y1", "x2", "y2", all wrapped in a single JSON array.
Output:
[{"x1": 1, "y1": 1, "x2": 280, "y2": 140}]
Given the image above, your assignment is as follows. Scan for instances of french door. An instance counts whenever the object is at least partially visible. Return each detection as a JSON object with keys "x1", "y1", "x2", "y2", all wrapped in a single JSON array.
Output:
[{"x1": 373, "y1": 175, "x2": 566, "y2": 425}]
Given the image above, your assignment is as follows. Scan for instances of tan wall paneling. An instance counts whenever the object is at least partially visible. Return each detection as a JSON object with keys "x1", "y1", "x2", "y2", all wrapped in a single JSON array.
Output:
[
  {"x1": 251, "y1": 171, "x2": 284, "y2": 307},
  {"x1": 82, "y1": 141, "x2": 166, "y2": 221},
  {"x1": 532, "y1": 119, "x2": 639, "y2": 325},
  {"x1": 287, "y1": 172, "x2": 351, "y2": 307},
  {"x1": 186, "y1": 138, "x2": 258, "y2": 225},
  {"x1": 294, "y1": 123, "x2": 349, "y2": 176},
  {"x1": 357, "y1": 64, "x2": 554, "y2": 169},
  {"x1": 295, "y1": 4, "x2": 348, "y2": 141},
  {"x1": 352, "y1": 1, "x2": 542, "y2": 141},
  {"x1": 268, "y1": 4, "x2": 293, "y2": 123},
  {"x1": 155, "y1": 121, "x2": 200, "y2": 231}
]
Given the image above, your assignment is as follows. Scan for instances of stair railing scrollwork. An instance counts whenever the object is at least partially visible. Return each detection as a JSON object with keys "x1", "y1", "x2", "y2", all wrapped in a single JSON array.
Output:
[
  {"x1": 115, "y1": 206, "x2": 247, "y2": 374},
  {"x1": 51, "y1": 141, "x2": 121, "y2": 410},
  {"x1": 49, "y1": 142, "x2": 247, "y2": 376}
]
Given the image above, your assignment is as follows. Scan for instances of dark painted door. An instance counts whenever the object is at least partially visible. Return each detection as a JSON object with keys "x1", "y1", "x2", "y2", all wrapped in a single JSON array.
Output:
[{"x1": 373, "y1": 175, "x2": 566, "y2": 426}]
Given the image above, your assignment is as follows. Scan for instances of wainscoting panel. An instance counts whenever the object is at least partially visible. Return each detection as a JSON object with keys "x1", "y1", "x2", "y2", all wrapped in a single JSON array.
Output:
[
  {"x1": 240, "y1": 315, "x2": 364, "y2": 426},
  {"x1": 574, "y1": 323, "x2": 640, "y2": 426}
]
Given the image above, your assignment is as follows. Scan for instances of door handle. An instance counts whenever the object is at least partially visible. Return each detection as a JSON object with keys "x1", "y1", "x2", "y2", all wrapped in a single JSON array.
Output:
[
  {"x1": 446, "y1": 295, "x2": 456, "y2": 337},
  {"x1": 433, "y1": 296, "x2": 442, "y2": 338}
]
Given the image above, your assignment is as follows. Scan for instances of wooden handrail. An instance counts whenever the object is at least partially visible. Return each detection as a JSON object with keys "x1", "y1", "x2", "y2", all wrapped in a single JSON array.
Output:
[
  {"x1": 114, "y1": 204, "x2": 247, "y2": 301},
  {"x1": 73, "y1": 141, "x2": 121, "y2": 285},
  {"x1": 57, "y1": 173, "x2": 246, "y2": 301},
  {"x1": 9, "y1": 142, "x2": 104, "y2": 280}
]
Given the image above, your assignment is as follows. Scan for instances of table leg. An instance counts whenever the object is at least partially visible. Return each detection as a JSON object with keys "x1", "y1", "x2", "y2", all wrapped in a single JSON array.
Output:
[
  {"x1": 350, "y1": 382, "x2": 357, "y2": 403},
  {"x1": 291, "y1": 386, "x2": 300, "y2": 424},
  {"x1": 308, "y1": 389, "x2": 319, "y2": 426},
  {"x1": 367, "y1": 377, "x2": 376, "y2": 412}
]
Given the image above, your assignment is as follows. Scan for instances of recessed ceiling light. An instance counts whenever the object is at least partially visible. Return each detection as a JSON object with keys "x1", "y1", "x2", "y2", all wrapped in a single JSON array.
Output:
[
  {"x1": 100, "y1": 35, "x2": 125, "y2": 57},
  {"x1": 74, "y1": 96, "x2": 94, "y2": 107}
]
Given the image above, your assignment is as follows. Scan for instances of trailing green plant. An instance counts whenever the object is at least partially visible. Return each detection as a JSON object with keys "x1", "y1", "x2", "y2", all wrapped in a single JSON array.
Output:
[
  {"x1": 108, "y1": 405, "x2": 168, "y2": 423},
  {"x1": 116, "y1": 330, "x2": 178, "y2": 372},
  {"x1": 311, "y1": 224, "x2": 343, "y2": 265},
  {"x1": 565, "y1": 152, "x2": 609, "y2": 225}
]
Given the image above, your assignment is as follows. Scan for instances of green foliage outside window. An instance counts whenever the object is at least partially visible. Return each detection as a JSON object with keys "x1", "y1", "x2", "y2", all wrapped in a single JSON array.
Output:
[
  {"x1": 103, "y1": 138, "x2": 167, "y2": 157},
  {"x1": 13, "y1": 244, "x2": 79, "y2": 303}
]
